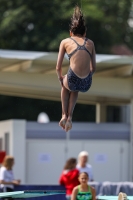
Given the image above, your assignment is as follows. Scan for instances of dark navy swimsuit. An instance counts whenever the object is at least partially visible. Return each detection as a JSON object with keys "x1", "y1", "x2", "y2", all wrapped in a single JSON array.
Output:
[{"x1": 67, "y1": 37, "x2": 93, "y2": 93}]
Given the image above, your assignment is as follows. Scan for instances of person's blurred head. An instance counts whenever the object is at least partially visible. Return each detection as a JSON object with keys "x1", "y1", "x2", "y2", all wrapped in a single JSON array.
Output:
[
  {"x1": 64, "y1": 158, "x2": 77, "y2": 170},
  {"x1": 78, "y1": 151, "x2": 89, "y2": 167},
  {"x1": 2, "y1": 155, "x2": 14, "y2": 170},
  {"x1": 69, "y1": 5, "x2": 86, "y2": 37},
  {"x1": 78, "y1": 172, "x2": 89, "y2": 185}
]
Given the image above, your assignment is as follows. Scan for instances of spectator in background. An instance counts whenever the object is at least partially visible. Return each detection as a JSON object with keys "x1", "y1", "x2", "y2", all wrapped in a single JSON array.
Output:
[
  {"x1": 71, "y1": 172, "x2": 96, "y2": 200},
  {"x1": 59, "y1": 158, "x2": 79, "y2": 200},
  {"x1": 77, "y1": 151, "x2": 94, "y2": 181},
  {"x1": 0, "y1": 155, "x2": 21, "y2": 196}
]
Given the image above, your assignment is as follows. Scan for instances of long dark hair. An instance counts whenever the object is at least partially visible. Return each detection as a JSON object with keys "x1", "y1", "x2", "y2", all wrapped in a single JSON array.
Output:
[
  {"x1": 70, "y1": 6, "x2": 86, "y2": 36},
  {"x1": 64, "y1": 158, "x2": 77, "y2": 170}
]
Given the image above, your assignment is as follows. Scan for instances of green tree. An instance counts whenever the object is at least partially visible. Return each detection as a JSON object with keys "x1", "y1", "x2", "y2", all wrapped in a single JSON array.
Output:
[{"x1": 0, "y1": 0, "x2": 132, "y2": 53}]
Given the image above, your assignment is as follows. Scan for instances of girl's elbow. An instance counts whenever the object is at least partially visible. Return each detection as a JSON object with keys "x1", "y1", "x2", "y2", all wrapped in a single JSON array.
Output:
[{"x1": 56, "y1": 66, "x2": 60, "y2": 72}]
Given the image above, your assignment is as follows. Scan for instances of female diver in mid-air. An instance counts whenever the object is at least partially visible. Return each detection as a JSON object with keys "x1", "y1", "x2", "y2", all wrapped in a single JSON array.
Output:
[{"x1": 56, "y1": 5, "x2": 96, "y2": 132}]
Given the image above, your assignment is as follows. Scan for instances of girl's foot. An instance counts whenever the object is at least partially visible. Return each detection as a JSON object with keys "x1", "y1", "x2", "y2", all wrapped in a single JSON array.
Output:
[
  {"x1": 59, "y1": 117, "x2": 67, "y2": 130},
  {"x1": 65, "y1": 119, "x2": 72, "y2": 132},
  {"x1": 118, "y1": 193, "x2": 127, "y2": 200}
]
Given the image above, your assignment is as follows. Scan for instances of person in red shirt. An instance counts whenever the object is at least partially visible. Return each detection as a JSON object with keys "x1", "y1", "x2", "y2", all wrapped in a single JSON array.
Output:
[{"x1": 59, "y1": 158, "x2": 79, "y2": 200}]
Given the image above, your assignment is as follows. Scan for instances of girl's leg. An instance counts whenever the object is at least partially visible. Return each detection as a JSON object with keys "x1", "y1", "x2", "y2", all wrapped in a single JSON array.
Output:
[
  {"x1": 60, "y1": 75, "x2": 78, "y2": 132},
  {"x1": 65, "y1": 91, "x2": 78, "y2": 132},
  {"x1": 59, "y1": 85, "x2": 70, "y2": 130}
]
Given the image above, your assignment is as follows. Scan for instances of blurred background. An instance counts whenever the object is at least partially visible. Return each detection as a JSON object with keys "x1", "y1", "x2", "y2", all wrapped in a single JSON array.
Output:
[
  {"x1": 0, "y1": 0, "x2": 133, "y2": 122},
  {"x1": 0, "y1": 0, "x2": 133, "y2": 196}
]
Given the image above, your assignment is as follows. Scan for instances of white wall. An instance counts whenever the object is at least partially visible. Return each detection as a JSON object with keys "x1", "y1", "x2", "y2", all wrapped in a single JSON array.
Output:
[
  {"x1": 11, "y1": 120, "x2": 26, "y2": 184},
  {"x1": 83, "y1": 140, "x2": 129, "y2": 182},
  {"x1": 0, "y1": 120, "x2": 26, "y2": 184},
  {"x1": 0, "y1": 120, "x2": 130, "y2": 185},
  {"x1": 26, "y1": 139, "x2": 66, "y2": 184},
  {"x1": 26, "y1": 139, "x2": 129, "y2": 184}
]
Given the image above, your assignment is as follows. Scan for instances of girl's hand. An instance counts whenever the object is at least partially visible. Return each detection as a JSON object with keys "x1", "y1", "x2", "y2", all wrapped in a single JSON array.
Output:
[
  {"x1": 12, "y1": 180, "x2": 21, "y2": 185},
  {"x1": 17, "y1": 179, "x2": 21, "y2": 184},
  {"x1": 58, "y1": 76, "x2": 64, "y2": 86}
]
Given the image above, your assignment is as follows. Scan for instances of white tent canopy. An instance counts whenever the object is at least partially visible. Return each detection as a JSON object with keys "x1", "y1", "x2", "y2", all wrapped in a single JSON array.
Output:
[{"x1": 0, "y1": 49, "x2": 133, "y2": 104}]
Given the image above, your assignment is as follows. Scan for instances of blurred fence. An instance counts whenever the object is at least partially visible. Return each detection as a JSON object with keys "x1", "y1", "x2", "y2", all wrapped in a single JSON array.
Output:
[
  {"x1": 14, "y1": 185, "x2": 66, "y2": 200},
  {"x1": 12, "y1": 182, "x2": 133, "y2": 200}
]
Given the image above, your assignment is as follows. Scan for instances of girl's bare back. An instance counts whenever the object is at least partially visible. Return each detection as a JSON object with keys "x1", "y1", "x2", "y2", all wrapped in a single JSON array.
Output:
[{"x1": 63, "y1": 36, "x2": 95, "y2": 78}]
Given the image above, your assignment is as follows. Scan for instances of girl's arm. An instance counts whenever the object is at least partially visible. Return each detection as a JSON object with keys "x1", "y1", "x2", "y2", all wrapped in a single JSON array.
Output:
[
  {"x1": 91, "y1": 186, "x2": 96, "y2": 200},
  {"x1": 0, "y1": 180, "x2": 20, "y2": 185},
  {"x1": 56, "y1": 40, "x2": 66, "y2": 84},
  {"x1": 90, "y1": 42, "x2": 96, "y2": 74},
  {"x1": 71, "y1": 187, "x2": 78, "y2": 200}
]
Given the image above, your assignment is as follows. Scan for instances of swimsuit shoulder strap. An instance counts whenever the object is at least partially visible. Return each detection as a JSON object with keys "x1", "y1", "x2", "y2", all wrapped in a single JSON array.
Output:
[
  {"x1": 72, "y1": 37, "x2": 92, "y2": 58},
  {"x1": 69, "y1": 37, "x2": 80, "y2": 46},
  {"x1": 83, "y1": 38, "x2": 88, "y2": 45},
  {"x1": 88, "y1": 185, "x2": 92, "y2": 195},
  {"x1": 78, "y1": 185, "x2": 81, "y2": 192},
  {"x1": 67, "y1": 37, "x2": 92, "y2": 59},
  {"x1": 67, "y1": 38, "x2": 79, "y2": 59},
  {"x1": 83, "y1": 38, "x2": 92, "y2": 58}
]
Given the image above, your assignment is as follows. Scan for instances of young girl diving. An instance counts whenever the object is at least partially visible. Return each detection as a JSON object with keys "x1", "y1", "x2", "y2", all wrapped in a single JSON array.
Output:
[{"x1": 56, "y1": 6, "x2": 96, "y2": 132}]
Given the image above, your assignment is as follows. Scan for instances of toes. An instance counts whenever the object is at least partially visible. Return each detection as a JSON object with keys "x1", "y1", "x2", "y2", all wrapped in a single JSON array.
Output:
[
  {"x1": 59, "y1": 119, "x2": 67, "y2": 129},
  {"x1": 65, "y1": 121, "x2": 72, "y2": 132}
]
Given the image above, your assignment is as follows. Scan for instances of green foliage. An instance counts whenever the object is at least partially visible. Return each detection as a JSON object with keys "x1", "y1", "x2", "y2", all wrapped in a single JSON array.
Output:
[{"x1": 0, "y1": 0, "x2": 132, "y2": 53}]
